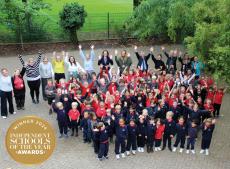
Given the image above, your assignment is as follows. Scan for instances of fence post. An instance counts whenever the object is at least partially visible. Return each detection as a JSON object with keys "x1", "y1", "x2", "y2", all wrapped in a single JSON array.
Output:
[{"x1": 107, "y1": 12, "x2": 110, "y2": 39}]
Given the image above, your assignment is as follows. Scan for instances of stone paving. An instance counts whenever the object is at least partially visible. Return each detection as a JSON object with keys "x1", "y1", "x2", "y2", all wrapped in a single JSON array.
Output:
[{"x1": 0, "y1": 45, "x2": 230, "y2": 169}]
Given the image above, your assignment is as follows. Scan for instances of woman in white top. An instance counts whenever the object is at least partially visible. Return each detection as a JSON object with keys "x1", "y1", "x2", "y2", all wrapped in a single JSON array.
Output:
[
  {"x1": 0, "y1": 68, "x2": 16, "y2": 119},
  {"x1": 64, "y1": 52, "x2": 85, "y2": 80}
]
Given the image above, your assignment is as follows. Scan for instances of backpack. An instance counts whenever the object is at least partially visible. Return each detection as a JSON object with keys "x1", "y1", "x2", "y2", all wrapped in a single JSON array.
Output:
[{"x1": 14, "y1": 76, "x2": 24, "y2": 90}]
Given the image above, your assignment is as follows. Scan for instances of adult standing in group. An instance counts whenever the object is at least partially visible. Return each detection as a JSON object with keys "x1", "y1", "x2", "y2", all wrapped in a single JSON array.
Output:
[
  {"x1": 79, "y1": 45, "x2": 95, "y2": 74},
  {"x1": 12, "y1": 67, "x2": 26, "y2": 110},
  {"x1": 52, "y1": 51, "x2": 65, "y2": 83},
  {"x1": 151, "y1": 48, "x2": 166, "y2": 71},
  {"x1": 64, "y1": 51, "x2": 85, "y2": 80},
  {"x1": 161, "y1": 46, "x2": 178, "y2": 72},
  {"x1": 134, "y1": 46, "x2": 152, "y2": 72},
  {"x1": 0, "y1": 68, "x2": 16, "y2": 119},
  {"x1": 115, "y1": 49, "x2": 132, "y2": 75},
  {"x1": 98, "y1": 50, "x2": 113, "y2": 71},
  {"x1": 19, "y1": 52, "x2": 42, "y2": 104},
  {"x1": 39, "y1": 56, "x2": 54, "y2": 101},
  {"x1": 192, "y1": 56, "x2": 204, "y2": 79}
]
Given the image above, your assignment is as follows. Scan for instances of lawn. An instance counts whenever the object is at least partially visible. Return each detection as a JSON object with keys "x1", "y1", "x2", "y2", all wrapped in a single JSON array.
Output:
[{"x1": 0, "y1": 0, "x2": 133, "y2": 42}]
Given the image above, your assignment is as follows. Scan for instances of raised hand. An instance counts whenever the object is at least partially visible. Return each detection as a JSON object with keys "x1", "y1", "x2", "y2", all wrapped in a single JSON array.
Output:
[
  {"x1": 127, "y1": 53, "x2": 131, "y2": 57},
  {"x1": 134, "y1": 45, "x2": 137, "y2": 50},
  {"x1": 150, "y1": 47, "x2": 154, "y2": 52},
  {"x1": 78, "y1": 45, "x2": 82, "y2": 50},
  {"x1": 62, "y1": 50, "x2": 65, "y2": 56},
  {"x1": 91, "y1": 45, "x2": 94, "y2": 49},
  {"x1": 161, "y1": 46, "x2": 165, "y2": 51},
  {"x1": 115, "y1": 50, "x2": 118, "y2": 56},
  {"x1": 110, "y1": 54, "x2": 113, "y2": 59},
  {"x1": 98, "y1": 55, "x2": 101, "y2": 60}
]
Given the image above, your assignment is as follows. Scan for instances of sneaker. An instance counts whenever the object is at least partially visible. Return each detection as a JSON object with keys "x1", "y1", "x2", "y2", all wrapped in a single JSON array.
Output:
[
  {"x1": 158, "y1": 147, "x2": 161, "y2": 151},
  {"x1": 104, "y1": 156, "x2": 109, "y2": 159},
  {"x1": 98, "y1": 158, "x2": 103, "y2": 161},
  {"x1": 64, "y1": 134, "x2": 68, "y2": 138},
  {"x1": 168, "y1": 147, "x2": 172, "y2": 152},
  {"x1": 132, "y1": 150, "x2": 136, "y2": 155},
  {"x1": 141, "y1": 148, "x2": 145, "y2": 152},
  {"x1": 121, "y1": 153, "x2": 126, "y2": 158},
  {"x1": 126, "y1": 151, "x2": 130, "y2": 156},
  {"x1": 13, "y1": 112, "x2": 17, "y2": 115},
  {"x1": 137, "y1": 147, "x2": 141, "y2": 152},
  {"x1": 172, "y1": 147, "x2": 177, "y2": 152},
  {"x1": 59, "y1": 134, "x2": 63, "y2": 138},
  {"x1": 179, "y1": 148, "x2": 183, "y2": 153},
  {"x1": 191, "y1": 150, "x2": 195, "y2": 154},
  {"x1": 200, "y1": 149, "x2": 205, "y2": 154},
  {"x1": 205, "y1": 149, "x2": 209, "y2": 156},
  {"x1": 2, "y1": 116, "x2": 7, "y2": 119},
  {"x1": 155, "y1": 147, "x2": 158, "y2": 152},
  {"x1": 161, "y1": 146, "x2": 165, "y2": 151},
  {"x1": 116, "y1": 154, "x2": 120, "y2": 159},
  {"x1": 186, "y1": 150, "x2": 189, "y2": 154}
]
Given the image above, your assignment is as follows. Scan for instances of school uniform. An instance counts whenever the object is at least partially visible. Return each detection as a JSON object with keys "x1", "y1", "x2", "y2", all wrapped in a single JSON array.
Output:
[
  {"x1": 98, "y1": 128, "x2": 109, "y2": 159},
  {"x1": 52, "y1": 107, "x2": 68, "y2": 135},
  {"x1": 126, "y1": 125, "x2": 137, "y2": 152},
  {"x1": 136, "y1": 122, "x2": 147, "y2": 148},
  {"x1": 201, "y1": 124, "x2": 215, "y2": 150},
  {"x1": 155, "y1": 124, "x2": 165, "y2": 148},
  {"x1": 102, "y1": 116, "x2": 114, "y2": 142},
  {"x1": 115, "y1": 125, "x2": 128, "y2": 155},
  {"x1": 146, "y1": 123, "x2": 156, "y2": 152},
  {"x1": 186, "y1": 124, "x2": 198, "y2": 150},
  {"x1": 162, "y1": 119, "x2": 176, "y2": 150},
  {"x1": 80, "y1": 117, "x2": 92, "y2": 143},
  {"x1": 173, "y1": 123, "x2": 187, "y2": 149},
  {"x1": 68, "y1": 109, "x2": 80, "y2": 135}
]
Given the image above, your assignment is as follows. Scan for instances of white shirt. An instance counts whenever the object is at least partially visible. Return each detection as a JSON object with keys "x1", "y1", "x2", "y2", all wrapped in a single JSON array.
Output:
[{"x1": 0, "y1": 75, "x2": 13, "y2": 92}]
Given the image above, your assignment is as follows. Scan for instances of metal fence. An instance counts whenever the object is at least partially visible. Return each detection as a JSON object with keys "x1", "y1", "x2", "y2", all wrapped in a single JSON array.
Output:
[{"x1": 0, "y1": 12, "x2": 132, "y2": 44}]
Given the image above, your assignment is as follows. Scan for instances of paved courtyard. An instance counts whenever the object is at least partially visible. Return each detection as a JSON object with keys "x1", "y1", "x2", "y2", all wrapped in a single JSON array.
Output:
[{"x1": 0, "y1": 45, "x2": 230, "y2": 169}]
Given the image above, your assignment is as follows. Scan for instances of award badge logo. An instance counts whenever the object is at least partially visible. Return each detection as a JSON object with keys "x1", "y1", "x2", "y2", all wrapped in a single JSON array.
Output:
[{"x1": 5, "y1": 116, "x2": 56, "y2": 165}]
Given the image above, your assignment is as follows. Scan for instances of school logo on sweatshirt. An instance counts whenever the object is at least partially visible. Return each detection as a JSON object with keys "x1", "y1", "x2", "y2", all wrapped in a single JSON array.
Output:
[{"x1": 5, "y1": 116, "x2": 56, "y2": 165}]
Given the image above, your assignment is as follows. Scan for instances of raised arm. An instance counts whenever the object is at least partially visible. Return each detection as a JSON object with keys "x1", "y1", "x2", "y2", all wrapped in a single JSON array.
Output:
[
  {"x1": 90, "y1": 45, "x2": 95, "y2": 61},
  {"x1": 18, "y1": 55, "x2": 25, "y2": 66},
  {"x1": 35, "y1": 52, "x2": 42, "y2": 66},
  {"x1": 79, "y1": 45, "x2": 86, "y2": 61}
]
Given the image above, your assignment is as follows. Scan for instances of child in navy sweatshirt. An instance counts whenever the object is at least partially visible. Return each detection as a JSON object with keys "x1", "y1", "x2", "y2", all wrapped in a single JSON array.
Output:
[
  {"x1": 172, "y1": 117, "x2": 187, "y2": 153},
  {"x1": 115, "y1": 118, "x2": 128, "y2": 159},
  {"x1": 137, "y1": 116, "x2": 147, "y2": 153},
  {"x1": 53, "y1": 102, "x2": 69, "y2": 138},
  {"x1": 146, "y1": 117, "x2": 156, "y2": 153},
  {"x1": 186, "y1": 120, "x2": 198, "y2": 154},
  {"x1": 200, "y1": 118, "x2": 216, "y2": 155},
  {"x1": 162, "y1": 111, "x2": 176, "y2": 151},
  {"x1": 80, "y1": 111, "x2": 91, "y2": 143},
  {"x1": 126, "y1": 119, "x2": 137, "y2": 155}
]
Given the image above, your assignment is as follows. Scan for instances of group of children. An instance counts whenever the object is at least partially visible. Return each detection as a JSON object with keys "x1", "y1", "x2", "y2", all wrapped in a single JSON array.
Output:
[
  {"x1": 0, "y1": 45, "x2": 227, "y2": 161},
  {"x1": 42, "y1": 46, "x2": 226, "y2": 161}
]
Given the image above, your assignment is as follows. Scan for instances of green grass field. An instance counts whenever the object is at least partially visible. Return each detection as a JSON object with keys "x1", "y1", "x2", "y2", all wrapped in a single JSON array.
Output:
[{"x1": 0, "y1": 0, "x2": 133, "y2": 42}]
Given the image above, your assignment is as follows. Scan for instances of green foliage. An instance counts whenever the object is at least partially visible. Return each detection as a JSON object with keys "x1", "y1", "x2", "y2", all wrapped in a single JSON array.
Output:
[
  {"x1": 0, "y1": 0, "x2": 50, "y2": 42},
  {"x1": 128, "y1": 0, "x2": 230, "y2": 84},
  {"x1": 59, "y1": 2, "x2": 87, "y2": 44}
]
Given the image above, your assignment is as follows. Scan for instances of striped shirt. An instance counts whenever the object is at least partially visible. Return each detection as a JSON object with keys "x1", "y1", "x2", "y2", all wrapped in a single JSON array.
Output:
[{"x1": 19, "y1": 54, "x2": 42, "y2": 81}]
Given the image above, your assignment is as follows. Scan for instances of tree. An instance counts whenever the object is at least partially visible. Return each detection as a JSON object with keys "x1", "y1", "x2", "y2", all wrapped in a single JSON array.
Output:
[
  {"x1": 0, "y1": 0, "x2": 49, "y2": 44},
  {"x1": 59, "y1": 2, "x2": 87, "y2": 44},
  {"x1": 133, "y1": 0, "x2": 142, "y2": 9}
]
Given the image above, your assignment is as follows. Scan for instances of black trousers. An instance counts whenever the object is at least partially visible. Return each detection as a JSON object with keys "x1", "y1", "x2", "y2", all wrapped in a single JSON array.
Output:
[
  {"x1": 174, "y1": 135, "x2": 186, "y2": 148},
  {"x1": 186, "y1": 138, "x2": 195, "y2": 150},
  {"x1": 155, "y1": 139, "x2": 162, "y2": 147},
  {"x1": 27, "y1": 79, "x2": 40, "y2": 100},
  {"x1": 70, "y1": 120, "x2": 78, "y2": 133},
  {"x1": 126, "y1": 136, "x2": 137, "y2": 151},
  {"x1": 54, "y1": 73, "x2": 65, "y2": 83},
  {"x1": 137, "y1": 135, "x2": 145, "y2": 148},
  {"x1": 98, "y1": 142, "x2": 109, "y2": 158},
  {"x1": 201, "y1": 138, "x2": 212, "y2": 149},
  {"x1": 163, "y1": 134, "x2": 172, "y2": 148},
  {"x1": 115, "y1": 138, "x2": 126, "y2": 154},
  {"x1": 15, "y1": 94, "x2": 25, "y2": 108},
  {"x1": 41, "y1": 78, "x2": 52, "y2": 100},
  {"x1": 147, "y1": 137, "x2": 154, "y2": 149},
  {"x1": 1, "y1": 91, "x2": 14, "y2": 117},
  {"x1": 58, "y1": 121, "x2": 68, "y2": 135},
  {"x1": 213, "y1": 103, "x2": 221, "y2": 117}
]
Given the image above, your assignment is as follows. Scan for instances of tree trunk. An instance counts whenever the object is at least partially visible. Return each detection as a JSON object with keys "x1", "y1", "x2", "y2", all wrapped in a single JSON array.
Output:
[{"x1": 69, "y1": 28, "x2": 79, "y2": 45}]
